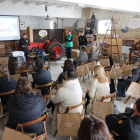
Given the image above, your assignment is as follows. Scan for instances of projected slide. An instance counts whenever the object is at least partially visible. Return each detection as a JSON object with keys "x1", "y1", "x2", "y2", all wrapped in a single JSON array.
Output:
[{"x1": 0, "y1": 16, "x2": 20, "y2": 41}]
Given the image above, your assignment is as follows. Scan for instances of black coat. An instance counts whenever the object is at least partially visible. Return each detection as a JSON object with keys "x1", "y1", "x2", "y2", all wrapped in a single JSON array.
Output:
[
  {"x1": 19, "y1": 37, "x2": 30, "y2": 51},
  {"x1": 106, "y1": 111, "x2": 140, "y2": 140},
  {"x1": 78, "y1": 35, "x2": 88, "y2": 46},
  {"x1": 6, "y1": 92, "x2": 46, "y2": 136},
  {"x1": 0, "y1": 76, "x2": 16, "y2": 105},
  {"x1": 32, "y1": 69, "x2": 51, "y2": 95}
]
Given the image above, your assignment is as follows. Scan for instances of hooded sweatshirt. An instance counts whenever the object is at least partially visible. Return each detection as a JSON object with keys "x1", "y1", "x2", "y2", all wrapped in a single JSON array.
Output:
[
  {"x1": 6, "y1": 92, "x2": 46, "y2": 136},
  {"x1": 51, "y1": 79, "x2": 83, "y2": 114}
]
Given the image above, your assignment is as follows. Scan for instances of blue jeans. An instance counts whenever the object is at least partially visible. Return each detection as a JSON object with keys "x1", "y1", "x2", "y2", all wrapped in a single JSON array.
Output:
[
  {"x1": 117, "y1": 81, "x2": 128, "y2": 97},
  {"x1": 23, "y1": 51, "x2": 29, "y2": 60}
]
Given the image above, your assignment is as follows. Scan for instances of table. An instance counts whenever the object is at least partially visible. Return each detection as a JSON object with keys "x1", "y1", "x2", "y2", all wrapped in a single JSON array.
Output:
[{"x1": 27, "y1": 53, "x2": 50, "y2": 68}]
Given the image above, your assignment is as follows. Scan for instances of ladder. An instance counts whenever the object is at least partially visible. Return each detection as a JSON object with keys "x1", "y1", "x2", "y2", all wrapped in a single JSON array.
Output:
[{"x1": 99, "y1": 17, "x2": 120, "y2": 62}]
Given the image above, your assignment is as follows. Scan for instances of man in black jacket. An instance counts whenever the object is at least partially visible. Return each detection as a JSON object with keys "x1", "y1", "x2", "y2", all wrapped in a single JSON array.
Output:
[
  {"x1": 78, "y1": 31, "x2": 88, "y2": 49},
  {"x1": 106, "y1": 98, "x2": 140, "y2": 140},
  {"x1": 19, "y1": 33, "x2": 30, "y2": 59},
  {"x1": 32, "y1": 60, "x2": 51, "y2": 95}
]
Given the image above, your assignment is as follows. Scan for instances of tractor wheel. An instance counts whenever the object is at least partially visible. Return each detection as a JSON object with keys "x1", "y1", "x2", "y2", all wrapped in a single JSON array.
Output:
[{"x1": 47, "y1": 42, "x2": 65, "y2": 60}]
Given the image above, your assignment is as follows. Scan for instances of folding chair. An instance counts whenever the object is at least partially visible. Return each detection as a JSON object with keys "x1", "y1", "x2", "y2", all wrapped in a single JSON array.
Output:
[
  {"x1": 17, "y1": 113, "x2": 48, "y2": 140},
  {"x1": 80, "y1": 61, "x2": 88, "y2": 66},
  {"x1": 48, "y1": 50, "x2": 57, "y2": 65},
  {"x1": 61, "y1": 79, "x2": 67, "y2": 84},
  {"x1": 11, "y1": 74, "x2": 21, "y2": 83},
  {"x1": 35, "y1": 81, "x2": 53, "y2": 105},
  {"x1": 100, "y1": 93, "x2": 116, "y2": 103},
  {"x1": 54, "y1": 98, "x2": 87, "y2": 139},
  {"x1": 15, "y1": 69, "x2": 30, "y2": 76},
  {"x1": 0, "y1": 89, "x2": 15, "y2": 130}
]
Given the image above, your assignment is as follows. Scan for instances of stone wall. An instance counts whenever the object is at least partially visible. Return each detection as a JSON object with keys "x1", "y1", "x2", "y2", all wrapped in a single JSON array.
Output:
[{"x1": 82, "y1": 8, "x2": 140, "y2": 39}]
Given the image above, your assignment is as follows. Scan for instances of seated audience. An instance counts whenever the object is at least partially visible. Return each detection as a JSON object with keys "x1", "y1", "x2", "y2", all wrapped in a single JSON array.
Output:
[
  {"x1": 117, "y1": 58, "x2": 140, "y2": 101},
  {"x1": 73, "y1": 46, "x2": 88, "y2": 68},
  {"x1": 53, "y1": 59, "x2": 73, "y2": 86},
  {"x1": 0, "y1": 64, "x2": 16, "y2": 105},
  {"x1": 32, "y1": 60, "x2": 51, "y2": 95},
  {"x1": 49, "y1": 68, "x2": 83, "y2": 129},
  {"x1": 88, "y1": 46, "x2": 98, "y2": 62},
  {"x1": 6, "y1": 77, "x2": 46, "y2": 136},
  {"x1": 85, "y1": 65, "x2": 110, "y2": 114},
  {"x1": 78, "y1": 115, "x2": 112, "y2": 140},
  {"x1": 106, "y1": 98, "x2": 140, "y2": 140}
]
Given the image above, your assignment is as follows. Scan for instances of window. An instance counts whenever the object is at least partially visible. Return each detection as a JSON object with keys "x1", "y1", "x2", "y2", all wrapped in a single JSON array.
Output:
[{"x1": 98, "y1": 20, "x2": 111, "y2": 34}]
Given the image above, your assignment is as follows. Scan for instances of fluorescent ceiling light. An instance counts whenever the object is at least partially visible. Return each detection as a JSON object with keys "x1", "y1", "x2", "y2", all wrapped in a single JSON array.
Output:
[{"x1": 77, "y1": 4, "x2": 84, "y2": 7}]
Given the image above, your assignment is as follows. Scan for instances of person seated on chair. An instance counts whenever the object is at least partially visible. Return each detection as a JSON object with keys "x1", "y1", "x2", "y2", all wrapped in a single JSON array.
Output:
[
  {"x1": 32, "y1": 60, "x2": 51, "y2": 95},
  {"x1": 73, "y1": 46, "x2": 88, "y2": 68},
  {"x1": 106, "y1": 98, "x2": 140, "y2": 140},
  {"x1": 6, "y1": 77, "x2": 46, "y2": 136},
  {"x1": 88, "y1": 46, "x2": 98, "y2": 62},
  {"x1": 0, "y1": 64, "x2": 16, "y2": 106},
  {"x1": 78, "y1": 115, "x2": 112, "y2": 140},
  {"x1": 49, "y1": 68, "x2": 83, "y2": 130},
  {"x1": 116, "y1": 58, "x2": 140, "y2": 101},
  {"x1": 85, "y1": 65, "x2": 110, "y2": 114},
  {"x1": 53, "y1": 59, "x2": 74, "y2": 86}
]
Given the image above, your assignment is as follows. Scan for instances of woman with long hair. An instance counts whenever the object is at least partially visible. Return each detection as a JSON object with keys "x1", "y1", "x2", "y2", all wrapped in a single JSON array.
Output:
[
  {"x1": 78, "y1": 115, "x2": 112, "y2": 140},
  {"x1": 85, "y1": 65, "x2": 110, "y2": 114},
  {"x1": 0, "y1": 64, "x2": 16, "y2": 105},
  {"x1": 6, "y1": 77, "x2": 46, "y2": 136}
]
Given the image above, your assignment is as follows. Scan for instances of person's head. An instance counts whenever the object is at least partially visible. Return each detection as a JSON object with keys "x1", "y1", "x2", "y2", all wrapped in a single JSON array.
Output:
[
  {"x1": 94, "y1": 65, "x2": 108, "y2": 84},
  {"x1": 77, "y1": 115, "x2": 111, "y2": 140},
  {"x1": 68, "y1": 30, "x2": 71, "y2": 35},
  {"x1": 0, "y1": 64, "x2": 10, "y2": 82},
  {"x1": 23, "y1": 33, "x2": 26, "y2": 39},
  {"x1": 80, "y1": 46, "x2": 86, "y2": 53},
  {"x1": 15, "y1": 77, "x2": 35, "y2": 96},
  {"x1": 63, "y1": 59, "x2": 74, "y2": 71},
  {"x1": 93, "y1": 34, "x2": 97, "y2": 41},
  {"x1": 65, "y1": 68, "x2": 77, "y2": 80},
  {"x1": 136, "y1": 58, "x2": 140, "y2": 67},
  {"x1": 91, "y1": 46, "x2": 96, "y2": 53},
  {"x1": 80, "y1": 31, "x2": 84, "y2": 36},
  {"x1": 35, "y1": 60, "x2": 44, "y2": 71},
  {"x1": 133, "y1": 98, "x2": 140, "y2": 115}
]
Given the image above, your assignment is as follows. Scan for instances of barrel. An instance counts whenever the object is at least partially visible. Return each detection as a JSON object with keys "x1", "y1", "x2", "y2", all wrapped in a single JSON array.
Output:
[{"x1": 8, "y1": 55, "x2": 27, "y2": 75}]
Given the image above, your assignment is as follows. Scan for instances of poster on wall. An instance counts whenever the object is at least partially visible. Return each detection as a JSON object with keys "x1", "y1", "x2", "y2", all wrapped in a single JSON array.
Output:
[
  {"x1": 121, "y1": 53, "x2": 127, "y2": 62},
  {"x1": 39, "y1": 30, "x2": 47, "y2": 39},
  {"x1": 122, "y1": 46, "x2": 131, "y2": 54}
]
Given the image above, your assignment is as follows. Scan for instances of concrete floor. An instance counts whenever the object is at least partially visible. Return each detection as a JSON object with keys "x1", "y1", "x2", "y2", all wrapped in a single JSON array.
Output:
[{"x1": 0, "y1": 57, "x2": 135, "y2": 140}]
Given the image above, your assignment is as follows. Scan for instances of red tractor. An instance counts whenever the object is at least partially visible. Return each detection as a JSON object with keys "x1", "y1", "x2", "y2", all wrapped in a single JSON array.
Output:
[{"x1": 17, "y1": 40, "x2": 65, "y2": 60}]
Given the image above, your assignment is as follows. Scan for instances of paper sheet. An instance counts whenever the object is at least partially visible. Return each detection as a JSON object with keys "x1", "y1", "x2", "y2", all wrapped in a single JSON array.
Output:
[{"x1": 122, "y1": 46, "x2": 131, "y2": 54}]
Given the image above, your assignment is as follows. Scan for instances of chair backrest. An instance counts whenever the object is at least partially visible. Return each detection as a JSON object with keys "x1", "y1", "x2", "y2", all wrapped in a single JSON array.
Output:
[
  {"x1": 80, "y1": 62, "x2": 88, "y2": 65},
  {"x1": 35, "y1": 82, "x2": 52, "y2": 89},
  {"x1": 61, "y1": 79, "x2": 67, "y2": 84},
  {"x1": 0, "y1": 89, "x2": 15, "y2": 96},
  {"x1": 65, "y1": 98, "x2": 87, "y2": 115},
  {"x1": 113, "y1": 63, "x2": 123, "y2": 68},
  {"x1": 57, "y1": 84, "x2": 63, "y2": 90},
  {"x1": 48, "y1": 50, "x2": 56, "y2": 58},
  {"x1": 104, "y1": 67, "x2": 112, "y2": 72},
  {"x1": 100, "y1": 93, "x2": 116, "y2": 103},
  {"x1": 44, "y1": 65, "x2": 49, "y2": 71},
  {"x1": 98, "y1": 56, "x2": 109, "y2": 59},
  {"x1": 126, "y1": 61, "x2": 135, "y2": 65},
  {"x1": 15, "y1": 69, "x2": 30, "y2": 74},
  {"x1": 11, "y1": 74, "x2": 21, "y2": 82},
  {"x1": 17, "y1": 113, "x2": 48, "y2": 131}
]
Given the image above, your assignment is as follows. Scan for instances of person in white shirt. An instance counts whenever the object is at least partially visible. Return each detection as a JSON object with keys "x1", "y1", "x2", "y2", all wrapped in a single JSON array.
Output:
[
  {"x1": 85, "y1": 65, "x2": 110, "y2": 114},
  {"x1": 50, "y1": 68, "x2": 83, "y2": 129}
]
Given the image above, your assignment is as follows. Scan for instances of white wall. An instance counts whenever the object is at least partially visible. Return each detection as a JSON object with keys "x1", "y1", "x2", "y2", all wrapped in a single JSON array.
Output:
[
  {"x1": 0, "y1": 1, "x2": 82, "y2": 18},
  {"x1": 19, "y1": 16, "x2": 38, "y2": 30}
]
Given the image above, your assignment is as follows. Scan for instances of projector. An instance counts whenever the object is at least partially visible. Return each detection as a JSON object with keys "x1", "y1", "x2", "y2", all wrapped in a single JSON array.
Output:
[{"x1": 12, "y1": 51, "x2": 24, "y2": 57}]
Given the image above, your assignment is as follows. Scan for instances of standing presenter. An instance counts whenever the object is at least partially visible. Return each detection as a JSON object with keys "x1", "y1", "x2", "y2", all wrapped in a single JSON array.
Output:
[{"x1": 65, "y1": 30, "x2": 73, "y2": 59}]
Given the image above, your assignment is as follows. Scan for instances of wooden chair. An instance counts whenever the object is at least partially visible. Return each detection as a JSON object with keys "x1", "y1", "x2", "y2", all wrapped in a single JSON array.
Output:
[
  {"x1": 80, "y1": 61, "x2": 88, "y2": 66},
  {"x1": 61, "y1": 79, "x2": 67, "y2": 84},
  {"x1": 15, "y1": 69, "x2": 30, "y2": 75},
  {"x1": 57, "y1": 84, "x2": 63, "y2": 90},
  {"x1": 54, "y1": 98, "x2": 87, "y2": 139},
  {"x1": 124, "y1": 81, "x2": 140, "y2": 104},
  {"x1": 0, "y1": 89, "x2": 15, "y2": 130},
  {"x1": 11, "y1": 74, "x2": 21, "y2": 83},
  {"x1": 17, "y1": 113, "x2": 48, "y2": 140},
  {"x1": 126, "y1": 61, "x2": 135, "y2": 65},
  {"x1": 35, "y1": 81, "x2": 53, "y2": 105},
  {"x1": 100, "y1": 93, "x2": 116, "y2": 103},
  {"x1": 44, "y1": 65, "x2": 49, "y2": 71},
  {"x1": 48, "y1": 50, "x2": 57, "y2": 65},
  {"x1": 113, "y1": 63, "x2": 123, "y2": 68}
]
